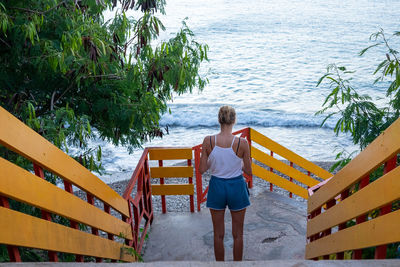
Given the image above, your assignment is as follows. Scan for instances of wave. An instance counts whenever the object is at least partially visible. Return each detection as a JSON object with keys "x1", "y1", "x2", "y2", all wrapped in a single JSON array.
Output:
[{"x1": 159, "y1": 105, "x2": 336, "y2": 129}]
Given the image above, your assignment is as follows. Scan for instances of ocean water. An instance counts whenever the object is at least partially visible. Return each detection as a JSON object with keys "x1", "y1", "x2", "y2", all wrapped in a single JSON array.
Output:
[{"x1": 99, "y1": 0, "x2": 400, "y2": 182}]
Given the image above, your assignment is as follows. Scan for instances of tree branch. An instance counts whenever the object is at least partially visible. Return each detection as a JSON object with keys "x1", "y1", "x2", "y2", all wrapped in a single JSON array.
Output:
[
  {"x1": 0, "y1": 37, "x2": 11, "y2": 48},
  {"x1": 83, "y1": 74, "x2": 122, "y2": 80},
  {"x1": 10, "y1": 1, "x2": 67, "y2": 15}
]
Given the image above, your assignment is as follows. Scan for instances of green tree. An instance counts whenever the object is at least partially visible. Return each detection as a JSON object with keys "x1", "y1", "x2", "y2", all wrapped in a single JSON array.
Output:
[
  {"x1": 0, "y1": 0, "x2": 208, "y2": 172},
  {"x1": 316, "y1": 29, "x2": 400, "y2": 259},
  {"x1": 316, "y1": 29, "x2": 400, "y2": 170}
]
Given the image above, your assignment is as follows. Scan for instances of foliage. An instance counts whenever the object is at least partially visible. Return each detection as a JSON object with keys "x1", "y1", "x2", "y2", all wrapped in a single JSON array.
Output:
[
  {"x1": 317, "y1": 29, "x2": 400, "y2": 259},
  {"x1": 0, "y1": 245, "x2": 8, "y2": 262},
  {"x1": 316, "y1": 29, "x2": 400, "y2": 170},
  {"x1": 0, "y1": 0, "x2": 207, "y2": 262},
  {"x1": 0, "y1": 0, "x2": 208, "y2": 174},
  {"x1": 119, "y1": 232, "x2": 143, "y2": 262}
]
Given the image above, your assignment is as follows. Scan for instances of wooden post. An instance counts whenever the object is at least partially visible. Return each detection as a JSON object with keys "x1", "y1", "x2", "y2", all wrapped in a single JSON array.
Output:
[
  {"x1": 353, "y1": 175, "x2": 370, "y2": 259},
  {"x1": 322, "y1": 199, "x2": 336, "y2": 259},
  {"x1": 87, "y1": 193, "x2": 102, "y2": 262},
  {"x1": 63, "y1": 181, "x2": 84, "y2": 262},
  {"x1": 188, "y1": 159, "x2": 194, "y2": 212},
  {"x1": 289, "y1": 162, "x2": 293, "y2": 198},
  {"x1": 194, "y1": 147, "x2": 203, "y2": 211},
  {"x1": 158, "y1": 160, "x2": 166, "y2": 213},
  {"x1": 336, "y1": 189, "x2": 349, "y2": 260},
  {"x1": 375, "y1": 156, "x2": 397, "y2": 259},
  {"x1": 33, "y1": 163, "x2": 58, "y2": 262},
  {"x1": 269, "y1": 151, "x2": 274, "y2": 192},
  {"x1": 0, "y1": 196, "x2": 21, "y2": 262},
  {"x1": 244, "y1": 128, "x2": 253, "y2": 188}
]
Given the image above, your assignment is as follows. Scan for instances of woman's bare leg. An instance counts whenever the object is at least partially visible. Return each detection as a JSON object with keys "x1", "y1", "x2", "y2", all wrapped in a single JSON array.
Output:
[
  {"x1": 231, "y1": 208, "x2": 246, "y2": 261},
  {"x1": 210, "y1": 209, "x2": 225, "y2": 261}
]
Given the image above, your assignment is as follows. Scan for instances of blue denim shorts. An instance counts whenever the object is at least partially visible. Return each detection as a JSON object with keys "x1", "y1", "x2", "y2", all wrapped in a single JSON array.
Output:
[{"x1": 206, "y1": 175, "x2": 250, "y2": 211}]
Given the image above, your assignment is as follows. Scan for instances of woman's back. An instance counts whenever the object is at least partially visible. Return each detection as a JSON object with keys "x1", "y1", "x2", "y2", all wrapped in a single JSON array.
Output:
[
  {"x1": 208, "y1": 135, "x2": 242, "y2": 178},
  {"x1": 198, "y1": 105, "x2": 252, "y2": 261}
]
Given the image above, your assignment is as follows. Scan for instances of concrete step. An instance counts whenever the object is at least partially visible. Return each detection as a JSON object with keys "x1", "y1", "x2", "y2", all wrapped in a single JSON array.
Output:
[
  {"x1": 1, "y1": 260, "x2": 400, "y2": 266},
  {"x1": 143, "y1": 190, "x2": 307, "y2": 261}
]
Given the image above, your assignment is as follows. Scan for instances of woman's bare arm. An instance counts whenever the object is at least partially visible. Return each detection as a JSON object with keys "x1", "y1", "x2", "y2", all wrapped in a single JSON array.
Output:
[
  {"x1": 199, "y1": 136, "x2": 210, "y2": 174},
  {"x1": 241, "y1": 138, "x2": 252, "y2": 176}
]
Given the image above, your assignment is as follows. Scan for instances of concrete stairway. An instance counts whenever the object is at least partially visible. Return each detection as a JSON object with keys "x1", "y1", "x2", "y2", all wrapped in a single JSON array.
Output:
[
  {"x1": 1, "y1": 261, "x2": 399, "y2": 266},
  {"x1": 143, "y1": 190, "x2": 307, "y2": 261}
]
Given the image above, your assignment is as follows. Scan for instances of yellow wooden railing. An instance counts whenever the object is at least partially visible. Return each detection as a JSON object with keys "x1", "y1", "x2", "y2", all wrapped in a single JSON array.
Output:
[
  {"x1": 250, "y1": 128, "x2": 332, "y2": 199},
  {"x1": 193, "y1": 127, "x2": 333, "y2": 211},
  {"x1": 0, "y1": 106, "x2": 137, "y2": 262},
  {"x1": 306, "y1": 118, "x2": 400, "y2": 260},
  {"x1": 148, "y1": 147, "x2": 195, "y2": 213},
  {"x1": 4, "y1": 100, "x2": 399, "y2": 262}
]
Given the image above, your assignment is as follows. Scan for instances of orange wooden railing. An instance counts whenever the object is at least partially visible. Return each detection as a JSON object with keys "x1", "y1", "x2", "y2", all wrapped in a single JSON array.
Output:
[
  {"x1": 0, "y1": 106, "x2": 136, "y2": 262},
  {"x1": 126, "y1": 147, "x2": 194, "y2": 214},
  {"x1": 10, "y1": 100, "x2": 399, "y2": 262},
  {"x1": 306, "y1": 118, "x2": 400, "y2": 260},
  {"x1": 193, "y1": 127, "x2": 332, "y2": 211},
  {"x1": 249, "y1": 128, "x2": 332, "y2": 199}
]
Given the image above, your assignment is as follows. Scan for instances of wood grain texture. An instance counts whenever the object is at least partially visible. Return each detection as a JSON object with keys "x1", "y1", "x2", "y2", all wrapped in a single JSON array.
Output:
[
  {"x1": 308, "y1": 117, "x2": 400, "y2": 213},
  {"x1": 148, "y1": 147, "x2": 192, "y2": 160},
  {"x1": 250, "y1": 128, "x2": 332, "y2": 180},
  {"x1": 306, "y1": 209, "x2": 400, "y2": 259},
  {"x1": 151, "y1": 184, "x2": 194, "y2": 195},
  {"x1": 251, "y1": 146, "x2": 320, "y2": 187},
  {"x1": 0, "y1": 207, "x2": 135, "y2": 262},
  {"x1": 0, "y1": 106, "x2": 129, "y2": 217},
  {"x1": 150, "y1": 166, "x2": 193, "y2": 178},
  {"x1": 252, "y1": 163, "x2": 308, "y2": 199},
  {"x1": 307, "y1": 166, "x2": 400, "y2": 237},
  {"x1": 0, "y1": 157, "x2": 132, "y2": 240}
]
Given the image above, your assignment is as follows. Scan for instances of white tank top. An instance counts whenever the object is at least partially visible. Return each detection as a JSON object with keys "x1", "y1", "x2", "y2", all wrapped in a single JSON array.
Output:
[{"x1": 208, "y1": 135, "x2": 243, "y2": 178}]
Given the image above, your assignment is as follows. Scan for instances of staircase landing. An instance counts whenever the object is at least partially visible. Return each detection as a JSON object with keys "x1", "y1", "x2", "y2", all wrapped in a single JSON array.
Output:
[{"x1": 143, "y1": 190, "x2": 307, "y2": 261}]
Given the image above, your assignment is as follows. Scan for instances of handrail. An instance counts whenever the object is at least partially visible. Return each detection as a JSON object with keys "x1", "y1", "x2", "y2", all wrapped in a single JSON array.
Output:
[
  {"x1": 306, "y1": 117, "x2": 400, "y2": 260},
  {"x1": 250, "y1": 128, "x2": 332, "y2": 180},
  {"x1": 0, "y1": 106, "x2": 136, "y2": 262},
  {"x1": 147, "y1": 147, "x2": 194, "y2": 213},
  {"x1": 249, "y1": 128, "x2": 331, "y2": 199},
  {"x1": 122, "y1": 148, "x2": 153, "y2": 254},
  {"x1": 193, "y1": 127, "x2": 329, "y2": 210}
]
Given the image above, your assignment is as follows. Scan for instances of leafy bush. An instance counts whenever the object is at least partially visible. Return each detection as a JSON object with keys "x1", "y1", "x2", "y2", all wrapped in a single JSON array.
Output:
[{"x1": 317, "y1": 29, "x2": 400, "y2": 170}]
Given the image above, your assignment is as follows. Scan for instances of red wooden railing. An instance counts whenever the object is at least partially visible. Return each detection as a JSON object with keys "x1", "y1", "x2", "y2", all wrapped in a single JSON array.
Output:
[{"x1": 123, "y1": 148, "x2": 153, "y2": 254}]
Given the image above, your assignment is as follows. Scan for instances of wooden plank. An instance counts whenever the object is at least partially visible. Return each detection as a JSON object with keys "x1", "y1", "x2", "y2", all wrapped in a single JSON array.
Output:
[
  {"x1": 308, "y1": 117, "x2": 400, "y2": 213},
  {"x1": 148, "y1": 147, "x2": 192, "y2": 160},
  {"x1": 252, "y1": 163, "x2": 308, "y2": 199},
  {"x1": 250, "y1": 128, "x2": 332, "y2": 180},
  {"x1": 0, "y1": 157, "x2": 132, "y2": 240},
  {"x1": 251, "y1": 146, "x2": 320, "y2": 187},
  {"x1": 0, "y1": 207, "x2": 135, "y2": 262},
  {"x1": 150, "y1": 166, "x2": 193, "y2": 178},
  {"x1": 306, "y1": 209, "x2": 400, "y2": 259},
  {"x1": 0, "y1": 107, "x2": 129, "y2": 217},
  {"x1": 307, "y1": 165, "x2": 400, "y2": 237},
  {"x1": 151, "y1": 184, "x2": 194, "y2": 195}
]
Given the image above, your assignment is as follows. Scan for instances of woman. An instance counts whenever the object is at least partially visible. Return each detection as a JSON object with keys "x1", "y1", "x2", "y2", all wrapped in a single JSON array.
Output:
[{"x1": 199, "y1": 105, "x2": 252, "y2": 261}]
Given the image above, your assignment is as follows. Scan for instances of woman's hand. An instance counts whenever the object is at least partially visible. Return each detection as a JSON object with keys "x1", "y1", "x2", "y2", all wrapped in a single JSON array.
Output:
[{"x1": 199, "y1": 136, "x2": 211, "y2": 174}]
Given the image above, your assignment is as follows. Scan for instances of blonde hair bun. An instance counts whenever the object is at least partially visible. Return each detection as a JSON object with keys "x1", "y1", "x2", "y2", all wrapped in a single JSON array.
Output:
[{"x1": 218, "y1": 105, "x2": 236, "y2": 125}]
